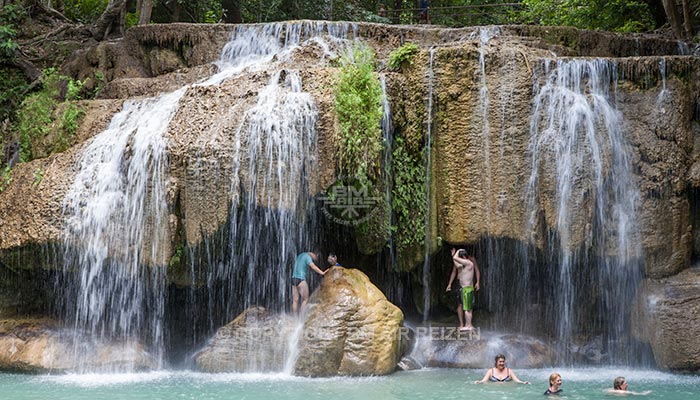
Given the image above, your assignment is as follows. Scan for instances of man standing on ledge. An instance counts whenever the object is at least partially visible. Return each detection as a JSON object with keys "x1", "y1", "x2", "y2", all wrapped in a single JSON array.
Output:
[
  {"x1": 292, "y1": 251, "x2": 326, "y2": 316},
  {"x1": 447, "y1": 249, "x2": 480, "y2": 331}
]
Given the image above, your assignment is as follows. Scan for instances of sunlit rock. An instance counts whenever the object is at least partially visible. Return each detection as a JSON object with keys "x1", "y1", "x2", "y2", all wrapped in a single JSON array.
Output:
[
  {"x1": 294, "y1": 266, "x2": 404, "y2": 376},
  {"x1": 0, "y1": 319, "x2": 156, "y2": 373}
]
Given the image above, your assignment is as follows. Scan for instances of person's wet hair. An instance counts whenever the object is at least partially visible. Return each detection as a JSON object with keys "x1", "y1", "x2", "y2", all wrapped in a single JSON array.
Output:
[{"x1": 614, "y1": 376, "x2": 626, "y2": 390}]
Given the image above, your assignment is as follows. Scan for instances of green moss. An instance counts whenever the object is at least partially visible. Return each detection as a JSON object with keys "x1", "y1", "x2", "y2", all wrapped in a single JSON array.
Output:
[
  {"x1": 391, "y1": 135, "x2": 426, "y2": 255},
  {"x1": 335, "y1": 43, "x2": 384, "y2": 185},
  {"x1": 388, "y1": 42, "x2": 419, "y2": 71}
]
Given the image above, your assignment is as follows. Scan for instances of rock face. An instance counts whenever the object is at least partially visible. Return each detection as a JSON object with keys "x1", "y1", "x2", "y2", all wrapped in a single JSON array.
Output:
[
  {"x1": 632, "y1": 268, "x2": 700, "y2": 371},
  {"x1": 2, "y1": 22, "x2": 700, "y2": 371},
  {"x1": 408, "y1": 329, "x2": 554, "y2": 369},
  {"x1": 194, "y1": 307, "x2": 297, "y2": 372},
  {"x1": 294, "y1": 266, "x2": 404, "y2": 376},
  {"x1": 0, "y1": 319, "x2": 156, "y2": 372}
]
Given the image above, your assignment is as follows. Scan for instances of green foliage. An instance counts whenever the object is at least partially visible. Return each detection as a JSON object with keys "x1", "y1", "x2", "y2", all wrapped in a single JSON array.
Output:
[
  {"x1": 32, "y1": 168, "x2": 44, "y2": 187},
  {"x1": 64, "y1": 0, "x2": 109, "y2": 23},
  {"x1": 57, "y1": 102, "x2": 85, "y2": 151},
  {"x1": 16, "y1": 68, "x2": 85, "y2": 162},
  {"x1": 391, "y1": 135, "x2": 426, "y2": 252},
  {"x1": 0, "y1": 67, "x2": 29, "y2": 122},
  {"x1": 335, "y1": 43, "x2": 383, "y2": 184},
  {"x1": 169, "y1": 244, "x2": 185, "y2": 268},
  {"x1": 66, "y1": 78, "x2": 84, "y2": 101},
  {"x1": 17, "y1": 68, "x2": 59, "y2": 162},
  {"x1": 0, "y1": 4, "x2": 25, "y2": 61},
  {"x1": 126, "y1": 11, "x2": 140, "y2": 29},
  {"x1": 520, "y1": 0, "x2": 655, "y2": 32},
  {"x1": 93, "y1": 70, "x2": 106, "y2": 97},
  {"x1": 388, "y1": 42, "x2": 419, "y2": 71},
  {"x1": 0, "y1": 24, "x2": 18, "y2": 60},
  {"x1": 0, "y1": 165, "x2": 12, "y2": 193}
]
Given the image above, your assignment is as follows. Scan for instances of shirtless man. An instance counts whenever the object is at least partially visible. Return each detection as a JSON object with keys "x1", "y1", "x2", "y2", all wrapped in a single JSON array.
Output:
[{"x1": 445, "y1": 248, "x2": 480, "y2": 331}]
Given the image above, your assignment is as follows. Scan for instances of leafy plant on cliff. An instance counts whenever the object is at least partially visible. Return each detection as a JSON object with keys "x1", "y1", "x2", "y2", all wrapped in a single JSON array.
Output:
[
  {"x1": 391, "y1": 135, "x2": 426, "y2": 252},
  {"x1": 334, "y1": 43, "x2": 383, "y2": 184},
  {"x1": 16, "y1": 68, "x2": 86, "y2": 162},
  {"x1": 0, "y1": 165, "x2": 12, "y2": 193},
  {"x1": 388, "y1": 42, "x2": 419, "y2": 71}
]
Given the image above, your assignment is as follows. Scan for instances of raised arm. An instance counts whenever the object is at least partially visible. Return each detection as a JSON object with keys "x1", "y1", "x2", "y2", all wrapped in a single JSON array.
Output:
[{"x1": 453, "y1": 249, "x2": 469, "y2": 267}]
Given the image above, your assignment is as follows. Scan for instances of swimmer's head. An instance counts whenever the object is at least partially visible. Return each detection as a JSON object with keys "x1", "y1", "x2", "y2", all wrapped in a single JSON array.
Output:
[
  {"x1": 549, "y1": 373, "x2": 562, "y2": 386},
  {"x1": 494, "y1": 354, "x2": 506, "y2": 367},
  {"x1": 614, "y1": 376, "x2": 627, "y2": 390}
]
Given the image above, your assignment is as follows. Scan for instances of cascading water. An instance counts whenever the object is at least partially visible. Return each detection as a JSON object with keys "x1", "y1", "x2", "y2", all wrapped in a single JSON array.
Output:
[
  {"x1": 175, "y1": 22, "x2": 356, "y2": 368},
  {"x1": 58, "y1": 21, "x2": 356, "y2": 371},
  {"x1": 422, "y1": 47, "x2": 436, "y2": 323},
  {"x1": 60, "y1": 87, "x2": 186, "y2": 370},
  {"x1": 525, "y1": 59, "x2": 643, "y2": 364}
]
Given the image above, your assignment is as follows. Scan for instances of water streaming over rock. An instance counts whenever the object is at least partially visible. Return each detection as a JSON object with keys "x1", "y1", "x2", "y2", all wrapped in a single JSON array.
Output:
[
  {"x1": 422, "y1": 48, "x2": 436, "y2": 323},
  {"x1": 60, "y1": 87, "x2": 186, "y2": 370},
  {"x1": 58, "y1": 21, "x2": 356, "y2": 371},
  {"x1": 524, "y1": 59, "x2": 643, "y2": 364}
]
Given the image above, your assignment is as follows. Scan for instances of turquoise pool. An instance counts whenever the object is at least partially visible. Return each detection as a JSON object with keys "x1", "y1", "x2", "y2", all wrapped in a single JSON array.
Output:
[{"x1": 1, "y1": 368, "x2": 698, "y2": 399}]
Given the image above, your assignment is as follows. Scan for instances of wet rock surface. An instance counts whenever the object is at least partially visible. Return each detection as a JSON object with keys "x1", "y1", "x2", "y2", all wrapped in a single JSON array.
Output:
[
  {"x1": 0, "y1": 319, "x2": 157, "y2": 373},
  {"x1": 633, "y1": 267, "x2": 700, "y2": 371},
  {"x1": 294, "y1": 266, "x2": 404, "y2": 376},
  {"x1": 194, "y1": 307, "x2": 297, "y2": 373},
  {"x1": 408, "y1": 329, "x2": 555, "y2": 369}
]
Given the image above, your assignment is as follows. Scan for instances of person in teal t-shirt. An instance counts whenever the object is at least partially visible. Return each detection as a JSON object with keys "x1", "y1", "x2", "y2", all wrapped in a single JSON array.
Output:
[{"x1": 291, "y1": 251, "x2": 326, "y2": 316}]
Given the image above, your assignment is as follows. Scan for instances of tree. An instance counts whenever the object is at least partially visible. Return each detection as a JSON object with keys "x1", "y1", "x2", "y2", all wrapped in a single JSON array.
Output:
[
  {"x1": 137, "y1": 0, "x2": 153, "y2": 25},
  {"x1": 91, "y1": 0, "x2": 128, "y2": 40}
]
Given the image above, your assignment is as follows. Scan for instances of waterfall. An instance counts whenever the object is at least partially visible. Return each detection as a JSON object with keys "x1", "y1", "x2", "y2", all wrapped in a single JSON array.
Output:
[
  {"x1": 177, "y1": 22, "x2": 356, "y2": 367},
  {"x1": 58, "y1": 21, "x2": 355, "y2": 371},
  {"x1": 422, "y1": 47, "x2": 436, "y2": 323},
  {"x1": 60, "y1": 87, "x2": 186, "y2": 369},
  {"x1": 526, "y1": 59, "x2": 643, "y2": 364}
]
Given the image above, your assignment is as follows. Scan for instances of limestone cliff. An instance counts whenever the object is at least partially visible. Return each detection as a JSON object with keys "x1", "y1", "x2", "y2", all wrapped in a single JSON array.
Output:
[{"x1": 1, "y1": 22, "x2": 699, "y2": 371}]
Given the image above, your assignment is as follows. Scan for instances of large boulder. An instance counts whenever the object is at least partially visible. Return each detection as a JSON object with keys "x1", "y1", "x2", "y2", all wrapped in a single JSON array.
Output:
[
  {"x1": 0, "y1": 319, "x2": 156, "y2": 372},
  {"x1": 632, "y1": 268, "x2": 700, "y2": 371},
  {"x1": 293, "y1": 266, "x2": 404, "y2": 376},
  {"x1": 194, "y1": 307, "x2": 297, "y2": 372}
]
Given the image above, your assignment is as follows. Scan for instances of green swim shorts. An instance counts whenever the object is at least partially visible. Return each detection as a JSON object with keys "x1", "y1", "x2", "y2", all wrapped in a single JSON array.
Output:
[{"x1": 461, "y1": 286, "x2": 474, "y2": 311}]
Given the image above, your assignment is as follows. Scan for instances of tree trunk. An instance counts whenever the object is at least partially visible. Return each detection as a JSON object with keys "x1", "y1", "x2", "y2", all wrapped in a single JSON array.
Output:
[
  {"x1": 682, "y1": 0, "x2": 694, "y2": 37},
  {"x1": 662, "y1": 0, "x2": 685, "y2": 38},
  {"x1": 91, "y1": 0, "x2": 128, "y2": 40},
  {"x1": 138, "y1": 0, "x2": 152, "y2": 25},
  {"x1": 221, "y1": 0, "x2": 241, "y2": 23}
]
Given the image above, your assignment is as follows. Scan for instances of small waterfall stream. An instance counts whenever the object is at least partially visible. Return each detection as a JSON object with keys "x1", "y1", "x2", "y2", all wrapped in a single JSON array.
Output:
[{"x1": 422, "y1": 47, "x2": 436, "y2": 323}]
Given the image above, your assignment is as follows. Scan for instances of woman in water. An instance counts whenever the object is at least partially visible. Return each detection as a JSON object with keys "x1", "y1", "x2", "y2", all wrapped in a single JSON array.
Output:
[
  {"x1": 544, "y1": 372, "x2": 563, "y2": 395},
  {"x1": 606, "y1": 376, "x2": 651, "y2": 395},
  {"x1": 474, "y1": 354, "x2": 530, "y2": 384}
]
